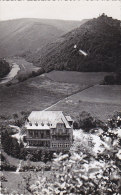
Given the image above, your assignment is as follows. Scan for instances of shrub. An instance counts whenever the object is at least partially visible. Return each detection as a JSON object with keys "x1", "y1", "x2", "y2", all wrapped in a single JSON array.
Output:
[
  {"x1": 1, "y1": 154, "x2": 17, "y2": 171},
  {"x1": 108, "y1": 112, "x2": 121, "y2": 129},
  {"x1": 17, "y1": 68, "x2": 45, "y2": 82},
  {"x1": 31, "y1": 68, "x2": 44, "y2": 77},
  {"x1": 73, "y1": 111, "x2": 106, "y2": 131},
  {"x1": 0, "y1": 59, "x2": 10, "y2": 78},
  {"x1": 20, "y1": 153, "x2": 121, "y2": 195},
  {"x1": 1, "y1": 131, "x2": 20, "y2": 158}
]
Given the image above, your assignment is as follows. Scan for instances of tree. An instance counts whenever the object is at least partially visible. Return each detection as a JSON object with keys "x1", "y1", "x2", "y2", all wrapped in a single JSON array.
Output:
[
  {"x1": 104, "y1": 75, "x2": 115, "y2": 85},
  {"x1": 73, "y1": 111, "x2": 106, "y2": 131}
]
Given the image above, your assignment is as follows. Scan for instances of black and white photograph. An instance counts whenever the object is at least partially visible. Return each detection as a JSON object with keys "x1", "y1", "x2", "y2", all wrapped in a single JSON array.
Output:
[{"x1": 0, "y1": 0, "x2": 121, "y2": 194}]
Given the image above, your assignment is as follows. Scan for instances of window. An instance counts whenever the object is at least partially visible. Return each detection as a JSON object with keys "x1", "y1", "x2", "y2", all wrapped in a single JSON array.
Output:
[
  {"x1": 35, "y1": 122, "x2": 38, "y2": 126},
  {"x1": 29, "y1": 122, "x2": 32, "y2": 126},
  {"x1": 65, "y1": 143, "x2": 69, "y2": 147},
  {"x1": 29, "y1": 130, "x2": 33, "y2": 137},
  {"x1": 52, "y1": 143, "x2": 56, "y2": 147},
  {"x1": 34, "y1": 130, "x2": 38, "y2": 137},
  {"x1": 41, "y1": 122, "x2": 44, "y2": 126},
  {"x1": 47, "y1": 122, "x2": 50, "y2": 126}
]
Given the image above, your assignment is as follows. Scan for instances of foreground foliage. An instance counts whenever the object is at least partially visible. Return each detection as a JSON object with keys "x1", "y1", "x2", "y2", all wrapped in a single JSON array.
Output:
[{"x1": 1, "y1": 112, "x2": 121, "y2": 194}]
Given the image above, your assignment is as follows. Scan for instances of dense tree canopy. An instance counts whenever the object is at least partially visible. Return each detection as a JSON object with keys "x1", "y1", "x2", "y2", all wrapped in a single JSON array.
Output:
[
  {"x1": 32, "y1": 14, "x2": 121, "y2": 73},
  {"x1": 0, "y1": 59, "x2": 10, "y2": 78}
]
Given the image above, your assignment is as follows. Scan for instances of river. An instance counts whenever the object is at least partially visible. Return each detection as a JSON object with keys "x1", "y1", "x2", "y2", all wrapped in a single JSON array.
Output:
[{"x1": 0, "y1": 63, "x2": 20, "y2": 84}]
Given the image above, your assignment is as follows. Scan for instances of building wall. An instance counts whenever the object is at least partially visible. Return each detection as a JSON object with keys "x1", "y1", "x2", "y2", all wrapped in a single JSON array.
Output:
[{"x1": 26, "y1": 123, "x2": 73, "y2": 151}]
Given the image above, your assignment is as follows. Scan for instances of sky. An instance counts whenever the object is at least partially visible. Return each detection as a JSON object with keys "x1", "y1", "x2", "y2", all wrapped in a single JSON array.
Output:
[{"x1": 0, "y1": 1, "x2": 121, "y2": 21}]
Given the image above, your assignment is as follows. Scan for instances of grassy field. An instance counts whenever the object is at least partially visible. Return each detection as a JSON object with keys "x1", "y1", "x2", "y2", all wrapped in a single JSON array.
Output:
[
  {"x1": 0, "y1": 73, "x2": 81, "y2": 116},
  {"x1": 0, "y1": 62, "x2": 120, "y2": 121},
  {"x1": 0, "y1": 59, "x2": 109, "y2": 116},
  {"x1": 45, "y1": 71, "x2": 110, "y2": 84},
  {"x1": 47, "y1": 85, "x2": 121, "y2": 121}
]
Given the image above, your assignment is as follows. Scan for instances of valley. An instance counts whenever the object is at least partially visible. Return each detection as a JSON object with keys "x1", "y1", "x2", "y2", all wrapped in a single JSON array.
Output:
[
  {"x1": 0, "y1": 18, "x2": 82, "y2": 58},
  {"x1": 0, "y1": 58, "x2": 120, "y2": 122},
  {"x1": 0, "y1": 14, "x2": 121, "y2": 195}
]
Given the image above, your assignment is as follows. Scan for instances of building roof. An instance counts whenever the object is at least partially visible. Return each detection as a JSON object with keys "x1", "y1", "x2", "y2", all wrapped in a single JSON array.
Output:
[
  {"x1": 25, "y1": 111, "x2": 71, "y2": 129},
  {"x1": 65, "y1": 116, "x2": 73, "y2": 122}
]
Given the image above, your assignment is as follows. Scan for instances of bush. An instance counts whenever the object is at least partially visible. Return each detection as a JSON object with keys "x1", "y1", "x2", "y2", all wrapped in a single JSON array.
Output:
[
  {"x1": 73, "y1": 111, "x2": 106, "y2": 131},
  {"x1": 1, "y1": 131, "x2": 20, "y2": 158},
  {"x1": 1, "y1": 161, "x2": 16, "y2": 171},
  {"x1": 25, "y1": 150, "x2": 54, "y2": 162},
  {"x1": 17, "y1": 72, "x2": 31, "y2": 82},
  {"x1": 17, "y1": 68, "x2": 45, "y2": 82},
  {"x1": 0, "y1": 59, "x2": 10, "y2": 78},
  {"x1": 103, "y1": 72, "x2": 121, "y2": 85},
  {"x1": 103, "y1": 75, "x2": 115, "y2": 85},
  {"x1": 31, "y1": 68, "x2": 44, "y2": 77},
  {"x1": 1, "y1": 154, "x2": 17, "y2": 171},
  {"x1": 107, "y1": 112, "x2": 121, "y2": 129},
  {"x1": 21, "y1": 153, "x2": 121, "y2": 195}
]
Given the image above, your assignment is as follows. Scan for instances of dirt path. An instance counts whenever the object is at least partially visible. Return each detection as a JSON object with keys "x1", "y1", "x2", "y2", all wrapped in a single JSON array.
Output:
[{"x1": 15, "y1": 160, "x2": 22, "y2": 173}]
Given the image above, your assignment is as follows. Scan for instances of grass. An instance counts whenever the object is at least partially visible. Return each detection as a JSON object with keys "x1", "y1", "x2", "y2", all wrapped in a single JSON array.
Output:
[
  {"x1": 45, "y1": 71, "x2": 110, "y2": 84},
  {"x1": 0, "y1": 59, "x2": 120, "y2": 121},
  {"x1": 1, "y1": 58, "x2": 107, "y2": 115},
  {"x1": 0, "y1": 72, "x2": 81, "y2": 115},
  {"x1": 46, "y1": 85, "x2": 121, "y2": 121}
]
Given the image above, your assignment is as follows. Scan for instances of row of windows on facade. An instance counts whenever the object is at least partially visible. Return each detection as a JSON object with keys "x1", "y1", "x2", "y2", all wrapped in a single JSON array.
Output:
[
  {"x1": 29, "y1": 130, "x2": 50, "y2": 137},
  {"x1": 28, "y1": 134, "x2": 69, "y2": 140},
  {"x1": 52, "y1": 135, "x2": 69, "y2": 140},
  {"x1": 28, "y1": 141, "x2": 70, "y2": 148},
  {"x1": 29, "y1": 129, "x2": 68, "y2": 134},
  {"x1": 52, "y1": 143, "x2": 70, "y2": 148},
  {"x1": 28, "y1": 141, "x2": 50, "y2": 147}
]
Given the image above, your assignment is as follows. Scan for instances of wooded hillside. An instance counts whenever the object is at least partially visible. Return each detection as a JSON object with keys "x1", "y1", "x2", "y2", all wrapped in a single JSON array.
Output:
[{"x1": 33, "y1": 14, "x2": 121, "y2": 72}]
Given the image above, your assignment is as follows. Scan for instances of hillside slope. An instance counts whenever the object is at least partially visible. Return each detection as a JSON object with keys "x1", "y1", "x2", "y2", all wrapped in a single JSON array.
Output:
[
  {"x1": 0, "y1": 18, "x2": 84, "y2": 58},
  {"x1": 34, "y1": 14, "x2": 121, "y2": 72}
]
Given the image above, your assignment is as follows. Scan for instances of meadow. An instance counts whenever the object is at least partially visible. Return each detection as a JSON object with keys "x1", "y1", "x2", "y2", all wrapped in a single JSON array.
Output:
[
  {"x1": 0, "y1": 59, "x2": 120, "y2": 121},
  {"x1": 45, "y1": 71, "x2": 109, "y2": 84},
  {"x1": 0, "y1": 59, "x2": 110, "y2": 116},
  {"x1": 0, "y1": 72, "x2": 81, "y2": 115},
  {"x1": 47, "y1": 85, "x2": 121, "y2": 121}
]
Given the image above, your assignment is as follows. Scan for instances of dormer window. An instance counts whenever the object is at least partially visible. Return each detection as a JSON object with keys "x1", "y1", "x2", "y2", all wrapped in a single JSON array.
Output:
[
  {"x1": 47, "y1": 122, "x2": 50, "y2": 126},
  {"x1": 35, "y1": 122, "x2": 38, "y2": 126},
  {"x1": 41, "y1": 122, "x2": 44, "y2": 126},
  {"x1": 29, "y1": 122, "x2": 32, "y2": 126}
]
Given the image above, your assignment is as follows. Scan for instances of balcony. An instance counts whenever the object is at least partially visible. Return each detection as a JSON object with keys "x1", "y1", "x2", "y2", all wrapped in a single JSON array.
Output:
[{"x1": 26, "y1": 137, "x2": 51, "y2": 141}]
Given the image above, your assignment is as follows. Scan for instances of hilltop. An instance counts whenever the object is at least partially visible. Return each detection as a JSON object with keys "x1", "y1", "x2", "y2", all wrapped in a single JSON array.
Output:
[
  {"x1": 32, "y1": 14, "x2": 121, "y2": 72},
  {"x1": 0, "y1": 18, "x2": 84, "y2": 58}
]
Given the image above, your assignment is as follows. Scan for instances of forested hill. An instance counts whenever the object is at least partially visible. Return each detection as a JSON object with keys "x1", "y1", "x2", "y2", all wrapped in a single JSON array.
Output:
[
  {"x1": 0, "y1": 18, "x2": 83, "y2": 58},
  {"x1": 33, "y1": 14, "x2": 121, "y2": 72}
]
